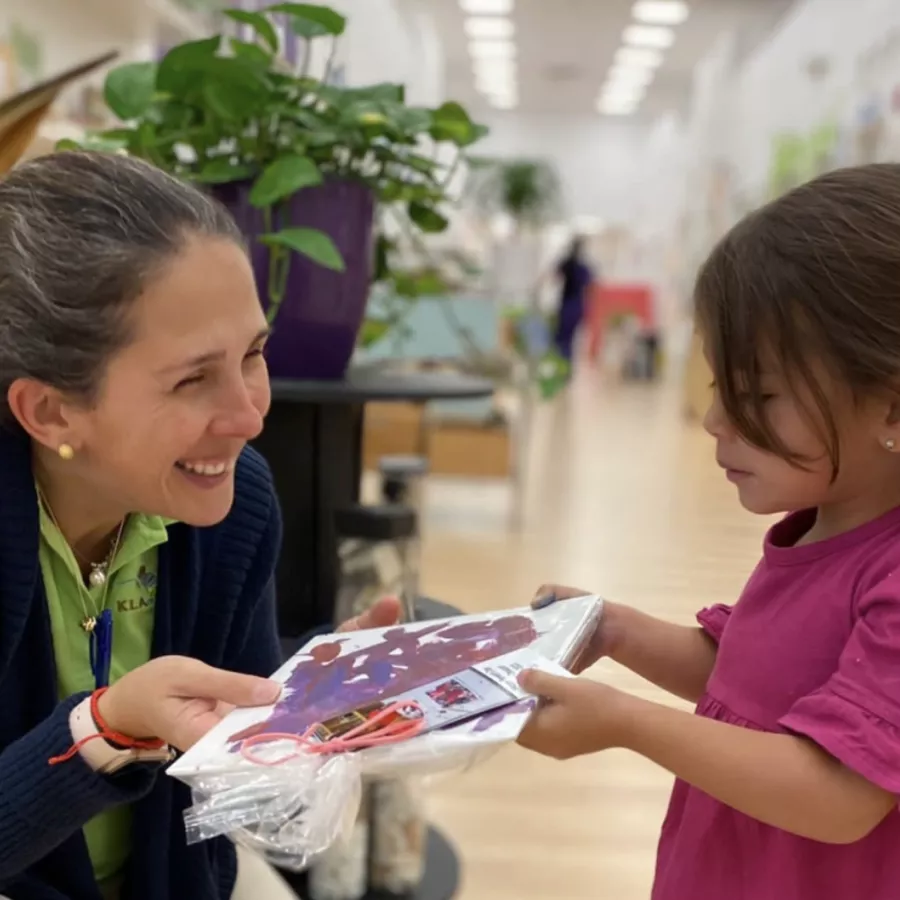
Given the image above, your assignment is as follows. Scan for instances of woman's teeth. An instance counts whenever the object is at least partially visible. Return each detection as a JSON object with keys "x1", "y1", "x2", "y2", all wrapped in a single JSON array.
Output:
[{"x1": 177, "y1": 460, "x2": 233, "y2": 476}]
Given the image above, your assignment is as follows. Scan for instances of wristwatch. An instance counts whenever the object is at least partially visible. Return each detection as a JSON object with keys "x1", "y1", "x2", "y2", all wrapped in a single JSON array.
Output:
[{"x1": 69, "y1": 697, "x2": 175, "y2": 774}]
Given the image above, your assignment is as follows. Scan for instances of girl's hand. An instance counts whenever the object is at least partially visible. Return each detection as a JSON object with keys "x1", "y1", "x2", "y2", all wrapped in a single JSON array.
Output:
[
  {"x1": 98, "y1": 657, "x2": 281, "y2": 752},
  {"x1": 531, "y1": 584, "x2": 619, "y2": 672},
  {"x1": 516, "y1": 668, "x2": 633, "y2": 760}
]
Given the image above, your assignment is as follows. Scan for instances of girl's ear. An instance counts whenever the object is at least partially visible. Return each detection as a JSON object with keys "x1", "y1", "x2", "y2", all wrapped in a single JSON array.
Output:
[{"x1": 886, "y1": 399, "x2": 900, "y2": 427}]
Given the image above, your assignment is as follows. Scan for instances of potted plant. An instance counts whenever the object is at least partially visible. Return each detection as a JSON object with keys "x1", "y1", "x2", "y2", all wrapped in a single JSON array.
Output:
[
  {"x1": 467, "y1": 157, "x2": 563, "y2": 228},
  {"x1": 61, "y1": 3, "x2": 487, "y2": 380}
]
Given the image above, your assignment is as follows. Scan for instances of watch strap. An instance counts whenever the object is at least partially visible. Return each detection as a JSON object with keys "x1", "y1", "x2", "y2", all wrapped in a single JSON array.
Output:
[{"x1": 66, "y1": 697, "x2": 173, "y2": 774}]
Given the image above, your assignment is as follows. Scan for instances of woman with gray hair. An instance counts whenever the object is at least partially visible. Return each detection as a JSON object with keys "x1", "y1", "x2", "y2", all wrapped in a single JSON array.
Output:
[{"x1": 0, "y1": 151, "x2": 399, "y2": 900}]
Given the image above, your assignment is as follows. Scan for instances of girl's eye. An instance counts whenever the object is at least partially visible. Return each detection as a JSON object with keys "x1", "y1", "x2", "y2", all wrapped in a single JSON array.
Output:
[{"x1": 737, "y1": 392, "x2": 776, "y2": 405}]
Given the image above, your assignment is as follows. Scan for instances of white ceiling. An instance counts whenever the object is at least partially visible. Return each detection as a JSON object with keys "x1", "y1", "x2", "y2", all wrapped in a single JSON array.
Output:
[{"x1": 431, "y1": 0, "x2": 797, "y2": 119}]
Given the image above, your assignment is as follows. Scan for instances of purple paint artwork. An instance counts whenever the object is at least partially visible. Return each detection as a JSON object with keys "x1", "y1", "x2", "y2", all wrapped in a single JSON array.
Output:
[
  {"x1": 469, "y1": 697, "x2": 537, "y2": 734},
  {"x1": 227, "y1": 615, "x2": 539, "y2": 746}
]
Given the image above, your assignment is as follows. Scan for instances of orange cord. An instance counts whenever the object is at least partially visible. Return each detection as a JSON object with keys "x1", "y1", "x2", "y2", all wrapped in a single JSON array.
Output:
[
  {"x1": 238, "y1": 700, "x2": 426, "y2": 767},
  {"x1": 48, "y1": 688, "x2": 168, "y2": 766}
]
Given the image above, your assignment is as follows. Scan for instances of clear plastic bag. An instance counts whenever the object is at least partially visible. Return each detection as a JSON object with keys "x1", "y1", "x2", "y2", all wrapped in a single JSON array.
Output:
[
  {"x1": 171, "y1": 596, "x2": 604, "y2": 869},
  {"x1": 182, "y1": 749, "x2": 361, "y2": 871}
]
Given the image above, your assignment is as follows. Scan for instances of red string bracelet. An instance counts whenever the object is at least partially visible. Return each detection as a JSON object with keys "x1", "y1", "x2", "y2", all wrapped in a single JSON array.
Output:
[{"x1": 49, "y1": 687, "x2": 168, "y2": 766}]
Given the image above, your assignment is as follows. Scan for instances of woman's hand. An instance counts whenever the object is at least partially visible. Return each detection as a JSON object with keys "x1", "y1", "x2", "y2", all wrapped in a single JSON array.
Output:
[
  {"x1": 532, "y1": 584, "x2": 619, "y2": 672},
  {"x1": 98, "y1": 656, "x2": 281, "y2": 752},
  {"x1": 336, "y1": 595, "x2": 402, "y2": 633},
  {"x1": 516, "y1": 668, "x2": 633, "y2": 760}
]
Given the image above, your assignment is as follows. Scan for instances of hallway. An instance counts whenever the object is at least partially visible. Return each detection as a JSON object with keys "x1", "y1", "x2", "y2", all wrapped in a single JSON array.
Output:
[{"x1": 420, "y1": 371, "x2": 773, "y2": 899}]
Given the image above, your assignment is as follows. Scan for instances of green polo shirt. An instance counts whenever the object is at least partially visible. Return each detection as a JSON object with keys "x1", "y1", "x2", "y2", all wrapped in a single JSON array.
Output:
[{"x1": 38, "y1": 498, "x2": 171, "y2": 884}]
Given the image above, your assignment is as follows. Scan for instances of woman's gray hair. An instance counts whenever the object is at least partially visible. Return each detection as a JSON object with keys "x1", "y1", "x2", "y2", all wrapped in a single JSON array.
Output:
[{"x1": 0, "y1": 150, "x2": 244, "y2": 420}]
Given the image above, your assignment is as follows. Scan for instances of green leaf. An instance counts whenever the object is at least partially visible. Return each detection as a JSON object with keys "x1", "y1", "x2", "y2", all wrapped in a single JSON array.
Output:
[
  {"x1": 267, "y1": 3, "x2": 347, "y2": 37},
  {"x1": 196, "y1": 157, "x2": 255, "y2": 184},
  {"x1": 259, "y1": 228, "x2": 345, "y2": 271},
  {"x1": 97, "y1": 127, "x2": 138, "y2": 142},
  {"x1": 229, "y1": 38, "x2": 273, "y2": 67},
  {"x1": 224, "y1": 9, "x2": 280, "y2": 51},
  {"x1": 409, "y1": 270, "x2": 447, "y2": 295},
  {"x1": 358, "y1": 319, "x2": 392, "y2": 348},
  {"x1": 203, "y1": 76, "x2": 263, "y2": 120},
  {"x1": 408, "y1": 202, "x2": 449, "y2": 233},
  {"x1": 157, "y1": 37, "x2": 221, "y2": 95},
  {"x1": 374, "y1": 233, "x2": 393, "y2": 281},
  {"x1": 430, "y1": 101, "x2": 480, "y2": 146},
  {"x1": 349, "y1": 83, "x2": 404, "y2": 104},
  {"x1": 395, "y1": 106, "x2": 433, "y2": 135},
  {"x1": 405, "y1": 153, "x2": 441, "y2": 176},
  {"x1": 55, "y1": 138, "x2": 83, "y2": 152},
  {"x1": 104, "y1": 62, "x2": 158, "y2": 120},
  {"x1": 378, "y1": 181, "x2": 403, "y2": 203},
  {"x1": 249, "y1": 154, "x2": 323, "y2": 207},
  {"x1": 305, "y1": 129, "x2": 341, "y2": 147}
]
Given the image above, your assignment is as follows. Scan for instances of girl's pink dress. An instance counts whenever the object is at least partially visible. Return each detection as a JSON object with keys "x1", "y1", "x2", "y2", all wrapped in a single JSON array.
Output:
[{"x1": 652, "y1": 507, "x2": 900, "y2": 899}]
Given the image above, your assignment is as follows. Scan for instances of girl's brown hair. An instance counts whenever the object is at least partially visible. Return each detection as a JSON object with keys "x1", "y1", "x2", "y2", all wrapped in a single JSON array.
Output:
[{"x1": 695, "y1": 163, "x2": 900, "y2": 473}]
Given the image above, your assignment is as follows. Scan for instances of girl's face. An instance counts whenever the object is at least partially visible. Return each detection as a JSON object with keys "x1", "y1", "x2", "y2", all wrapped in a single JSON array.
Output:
[
  {"x1": 702, "y1": 352, "x2": 900, "y2": 523},
  {"x1": 46, "y1": 236, "x2": 271, "y2": 526}
]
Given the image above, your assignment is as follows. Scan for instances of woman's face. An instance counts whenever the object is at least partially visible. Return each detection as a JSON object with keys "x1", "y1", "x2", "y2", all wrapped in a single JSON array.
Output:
[{"x1": 62, "y1": 235, "x2": 271, "y2": 526}]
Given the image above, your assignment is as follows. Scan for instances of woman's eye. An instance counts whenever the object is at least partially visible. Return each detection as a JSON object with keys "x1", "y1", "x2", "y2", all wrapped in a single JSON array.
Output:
[{"x1": 174, "y1": 373, "x2": 205, "y2": 391}]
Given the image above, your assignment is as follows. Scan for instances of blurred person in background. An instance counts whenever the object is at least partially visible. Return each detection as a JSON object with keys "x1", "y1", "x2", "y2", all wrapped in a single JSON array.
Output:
[{"x1": 552, "y1": 236, "x2": 595, "y2": 369}]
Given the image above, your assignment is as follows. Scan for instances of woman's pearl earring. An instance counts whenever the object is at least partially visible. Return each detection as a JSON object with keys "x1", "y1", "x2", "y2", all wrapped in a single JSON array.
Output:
[
  {"x1": 58, "y1": 443, "x2": 75, "y2": 461},
  {"x1": 886, "y1": 438, "x2": 897, "y2": 452}
]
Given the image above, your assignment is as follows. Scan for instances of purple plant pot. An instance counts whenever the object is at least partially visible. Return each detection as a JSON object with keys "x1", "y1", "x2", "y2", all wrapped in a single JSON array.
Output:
[{"x1": 213, "y1": 178, "x2": 375, "y2": 380}]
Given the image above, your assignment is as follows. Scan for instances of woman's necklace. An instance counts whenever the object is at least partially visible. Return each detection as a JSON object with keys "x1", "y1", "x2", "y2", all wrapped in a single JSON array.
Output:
[{"x1": 36, "y1": 485, "x2": 126, "y2": 691}]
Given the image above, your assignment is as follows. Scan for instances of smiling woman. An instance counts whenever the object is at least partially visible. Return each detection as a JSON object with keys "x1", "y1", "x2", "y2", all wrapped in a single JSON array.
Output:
[{"x1": 0, "y1": 151, "x2": 397, "y2": 900}]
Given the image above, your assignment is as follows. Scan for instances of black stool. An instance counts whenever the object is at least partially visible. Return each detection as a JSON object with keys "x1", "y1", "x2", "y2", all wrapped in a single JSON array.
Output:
[{"x1": 334, "y1": 503, "x2": 420, "y2": 624}]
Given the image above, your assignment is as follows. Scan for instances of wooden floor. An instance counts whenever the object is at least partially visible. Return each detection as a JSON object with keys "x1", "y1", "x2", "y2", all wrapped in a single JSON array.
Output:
[{"x1": 415, "y1": 369, "x2": 773, "y2": 900}]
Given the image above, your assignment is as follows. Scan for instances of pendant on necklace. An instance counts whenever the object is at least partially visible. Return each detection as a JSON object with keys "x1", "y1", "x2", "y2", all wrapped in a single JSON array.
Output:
[
  {"x1": 89, "y1": 565, "x2": 108, "y2": 588},
  {"x1": 81, "y1": 616, "x2": 97, "y2": 633}
]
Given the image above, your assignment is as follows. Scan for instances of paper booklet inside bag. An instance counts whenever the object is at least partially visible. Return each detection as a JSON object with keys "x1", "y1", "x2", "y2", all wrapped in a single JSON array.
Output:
[{"x1": 169, "y1": 595, "x2": 603, "y2": 865}]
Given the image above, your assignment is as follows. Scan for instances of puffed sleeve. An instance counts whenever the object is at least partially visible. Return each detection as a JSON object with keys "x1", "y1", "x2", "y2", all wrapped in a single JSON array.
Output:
[
  {"x1": 779, "y1": 578, "x2": 900, "y2": 794},
  {"x1": 696, "y1": 604, "x2": 733, "y2": 645}
]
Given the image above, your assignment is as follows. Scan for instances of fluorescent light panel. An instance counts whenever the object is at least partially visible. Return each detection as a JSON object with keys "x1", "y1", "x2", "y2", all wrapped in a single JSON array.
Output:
[
  {"x1": 615, "y1": 46, "x2": 663, "y2": 68},
  {"x1": 474, "y1": 62, "x2": 516, "y2": 85},
  {"x1": 606, "y1": 64, "x2": 654, "y2": 87},
  {"x1": 464, "y1": 15, "x2": 515, "y2": 39},
  {"x1": 468, "y1": 38, "x2": 516, "y2": 59},
  {"x1": 622, "y1": 24, "x2": 675, "y2": 48},
  {"x1": 460, "y1": 0, "x2": 514, "y2": 13},
  {"x1": 632, "y1": 1, "x2": 689, "y2": 25}
]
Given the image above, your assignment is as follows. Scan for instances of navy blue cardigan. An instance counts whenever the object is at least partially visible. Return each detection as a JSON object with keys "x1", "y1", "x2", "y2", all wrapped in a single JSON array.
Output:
[{"x1": 0, "y1": 427, "x2": 284, "y2": 900}]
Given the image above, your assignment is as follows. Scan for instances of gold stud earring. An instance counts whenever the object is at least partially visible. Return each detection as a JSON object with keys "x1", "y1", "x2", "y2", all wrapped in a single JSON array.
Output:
[
  {"x1": 886, "y1": 438, "x2": 897, "y2": 452},
  {"x1": 58, "y1": 443, "x2": 75, "y2": 461}
]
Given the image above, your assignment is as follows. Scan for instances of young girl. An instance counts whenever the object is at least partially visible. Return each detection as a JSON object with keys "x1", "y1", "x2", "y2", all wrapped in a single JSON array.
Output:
[{"x1": 517, "y1": 163, "x2": 900, "y2": 899}]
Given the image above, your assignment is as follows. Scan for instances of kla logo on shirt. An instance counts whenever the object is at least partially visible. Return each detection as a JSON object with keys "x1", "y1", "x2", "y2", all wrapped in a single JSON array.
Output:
[{"x1": 116, "y1": 566, "x2": 157, "y2": 614}]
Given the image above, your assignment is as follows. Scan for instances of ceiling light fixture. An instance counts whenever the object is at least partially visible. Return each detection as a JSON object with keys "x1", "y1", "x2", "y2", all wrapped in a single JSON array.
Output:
[
  {"x1": 606, "y1": 64, "x2": 655, "y2": 87},
  {"x1": 490, "y1": 95, "x2": 518, "y2": 110},
  {"x1": 460, "y1": 0, "x2": 514, "y2": 13},
  {"x1": 468, "y1": 38, "x2": 517, "y2": 59},
  {"x1": 631, "y1": 1, "x2": 689, "y2": 26},
  {"x1": 597, "y1": 96, "x2": 638, "y2": 116},
  {"x1": 598, "y1": 85, "x2": 641, "y2": 103},
  {"x1": 464, "y1": 16, "x2": 515, "y2": 40},
  {"x1": 615, "y1": 46, "x2": 664, "y2": 68},
  {"x1": 473, "y1": 59, "x2": 516, "y2": 83},
  {"x1": 622, "y1": 24, "x2": 675, "y2": 48}
]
